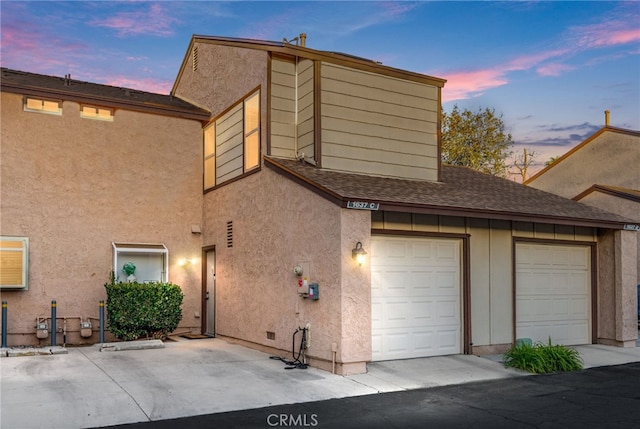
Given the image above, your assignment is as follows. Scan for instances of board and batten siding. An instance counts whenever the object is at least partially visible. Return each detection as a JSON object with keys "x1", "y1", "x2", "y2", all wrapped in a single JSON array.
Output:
[
  {"x1": 371, "y1": 212, "x2": 596, "y2": 349},
  {"x1": 270, "y1": 57, "x2": 316, "y2": 160},
  {"x1": 216, "y1": 104, "x2": 244, "y2": 184},
  {"x1": 320, "y1": 63, "x2": 439, "y2": 181}
]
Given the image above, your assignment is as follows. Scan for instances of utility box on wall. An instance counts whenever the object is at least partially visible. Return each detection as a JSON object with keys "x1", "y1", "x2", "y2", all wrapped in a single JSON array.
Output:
[{"x1": 308, "y1": 283, "x2": 319, "y2": 300}]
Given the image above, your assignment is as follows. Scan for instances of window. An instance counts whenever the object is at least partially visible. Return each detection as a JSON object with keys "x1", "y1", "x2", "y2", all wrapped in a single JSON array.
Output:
[
  {"x1": 81, "y1": 105, "x2": 114, "y2": 121},
  {"x1": 24, "y1": 97, "x2": 62, "y2": 115},
  {"x1": 112, "y1": 242, "x2": 168, "y2": 283},
  {"x1": 203, "y1": 89, "x2": 261, "y2": 191},
  {"x1": 204, "y1": 123, "x2": 216, "y2": 189},
  {"x1": 0, "y1": 237, "x2": 29, "y2": 290},
  {"x1": 244, "y1": 92, "x2": 260, "y2": 171}
]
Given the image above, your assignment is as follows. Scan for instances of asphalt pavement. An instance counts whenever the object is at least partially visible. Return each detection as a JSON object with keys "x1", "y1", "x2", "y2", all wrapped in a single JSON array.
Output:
[{"x1": 100, "y1": 362, "x2": 640, "y2": 429}]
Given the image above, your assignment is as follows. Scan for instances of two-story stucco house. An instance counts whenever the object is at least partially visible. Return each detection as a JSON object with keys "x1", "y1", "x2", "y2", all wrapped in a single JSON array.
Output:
[
  {"x1": 1, "y1": 35, "x2": 637, "y2": 374},
  {"x1": 526, "y1": 123, "x2": 640, "y2": 289}
]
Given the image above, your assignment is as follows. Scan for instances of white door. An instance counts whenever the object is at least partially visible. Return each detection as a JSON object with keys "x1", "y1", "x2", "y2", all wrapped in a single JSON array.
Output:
[
  {"x1": 516, "y1": 243, "x2": 591, "y2": 345},
  {"x1": 371, "y1": 236, "x2": 462, "y2": 361}
]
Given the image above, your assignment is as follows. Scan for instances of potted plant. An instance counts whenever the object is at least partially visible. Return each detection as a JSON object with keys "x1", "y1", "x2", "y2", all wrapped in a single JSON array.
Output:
[{"x1": 123, "y1": 262, "x2": 136, "y2": 282}]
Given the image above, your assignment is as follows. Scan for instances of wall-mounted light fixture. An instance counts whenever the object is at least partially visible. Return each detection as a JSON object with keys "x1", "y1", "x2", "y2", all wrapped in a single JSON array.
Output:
[
  {"x1": 352, "y1": 242, "x2": 367, "y2": 266},
  {"x1": 178, "y1": 258, "x2": 196, "y2": 267}
]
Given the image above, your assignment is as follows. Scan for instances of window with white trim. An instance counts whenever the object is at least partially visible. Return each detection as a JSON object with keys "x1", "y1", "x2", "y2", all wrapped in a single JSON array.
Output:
[
  {"x1": 112, "y1": 242, "x2": 168, "y2": 283},
  {"x1": 0, "y1": 237, "x2": 29, "y2": 290},
  {"x1": 24, "y1": 97, "x2": 62, "y2": 115},
  {"x1": 81, "y1": 105, "x2": 114, "y2": 121}
]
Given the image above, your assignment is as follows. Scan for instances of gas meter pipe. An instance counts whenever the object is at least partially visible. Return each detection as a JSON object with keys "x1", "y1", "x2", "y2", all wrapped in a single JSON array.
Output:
[
  {"x1": 51, "y1": 300, "x2": 57, "y2": 347},
  {"x1": 1, "y1": 301, "x2": 7, "y2": 348}
]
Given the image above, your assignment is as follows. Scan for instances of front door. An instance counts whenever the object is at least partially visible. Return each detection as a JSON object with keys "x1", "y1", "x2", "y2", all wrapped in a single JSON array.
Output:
[{"x1": 205, "y1": 249, "x2": 216, "y2": 336}]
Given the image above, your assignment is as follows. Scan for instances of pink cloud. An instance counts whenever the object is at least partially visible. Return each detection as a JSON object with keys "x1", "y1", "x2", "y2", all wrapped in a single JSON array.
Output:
[
  {"x1": 90, "y1": 4, "x2": 178, "y2": 37},
  {"x1": 441, "y1": 68, "x2": 509, "y2": 102},
  {"x1": 103, "y1": 76, "x2": 173, "y2": 94},
  {"x1": 536, "y1": 63, "x2": 575, "y2": 77}
]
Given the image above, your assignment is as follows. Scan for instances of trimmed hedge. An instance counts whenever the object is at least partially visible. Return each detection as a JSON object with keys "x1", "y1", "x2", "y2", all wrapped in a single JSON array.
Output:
[{"x1": 105, "y1": 281, "x2": 184, "y2": 341}]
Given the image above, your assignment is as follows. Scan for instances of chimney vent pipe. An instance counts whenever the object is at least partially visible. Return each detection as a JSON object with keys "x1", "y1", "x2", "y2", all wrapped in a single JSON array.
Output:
[
  {"x1": 300, "y1": 33, "x2": 307, "y2": 47},
  {"x1": 604, "y1": 110, "x2": 610, "y2": 126}
]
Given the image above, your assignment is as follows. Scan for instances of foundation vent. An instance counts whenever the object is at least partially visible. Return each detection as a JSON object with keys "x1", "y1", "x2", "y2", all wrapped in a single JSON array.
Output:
[
  {"x1": 267, "y1": 331, "x2": 276, "y2": 340},
  {"x1": 192, "y1": 46, "x2": 199, "y2": 72},
  {"x1": 226, "y1": 221, "x2": 233, "y2": 248}
]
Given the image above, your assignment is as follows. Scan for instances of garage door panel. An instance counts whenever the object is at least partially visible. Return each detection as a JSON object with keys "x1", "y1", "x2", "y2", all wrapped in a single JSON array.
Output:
[
  {"x1": 373, "y1": 327, "x2": 460, "y2": 360},
  {"x1": 516, "y1": 243, "x2": 591, "y2": 346},
  {"x1": 372, "y1": 236, "x2": 462, "y2": 361}
]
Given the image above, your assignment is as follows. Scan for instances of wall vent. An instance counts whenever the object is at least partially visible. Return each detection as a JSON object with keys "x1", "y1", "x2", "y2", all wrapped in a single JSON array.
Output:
[
  {"x1": 226, "y1": 221, "x2": 233, "y2": 248},
  {"x1": 267, "y1": 331, "x2": 276, "y2": 340},
  {"x1": 192, "y1": 46, "x2": 199, "y2": 72}
]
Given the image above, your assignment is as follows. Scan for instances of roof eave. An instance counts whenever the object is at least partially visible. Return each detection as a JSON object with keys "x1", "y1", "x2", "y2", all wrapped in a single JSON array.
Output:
[
  {"x1": 172, "y1": 35, "x2": 446, "y2": 91},
  {"x1": 265, "y1": 157, "x2": 630, "y2": 230},
  {"x1": 1, "y1": 82, "x2": 211, "y2": 122}
]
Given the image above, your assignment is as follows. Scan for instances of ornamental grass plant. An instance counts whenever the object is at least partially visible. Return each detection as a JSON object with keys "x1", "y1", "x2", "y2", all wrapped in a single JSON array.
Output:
[{"x1": 503, "y1": 338, "x2": 583, "y2": 374}]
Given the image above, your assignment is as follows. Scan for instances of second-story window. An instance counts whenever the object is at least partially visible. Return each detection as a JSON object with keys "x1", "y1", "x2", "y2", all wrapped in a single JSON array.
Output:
[
  {"x1": 203, "y1": 88, "x2": 261, "y2": 191},
  {"x1": 203, "y1": 123, "x2": 216, "y2": 189},
  {"x1": 244, "y1": 91, "x2": 260, "y2": 171},
  {"x1": 24, "y1": 97, "x2": 61, "y2": 115},
  {"x1": 81, "y1": 105, "x2": 114, "y2": 121}
]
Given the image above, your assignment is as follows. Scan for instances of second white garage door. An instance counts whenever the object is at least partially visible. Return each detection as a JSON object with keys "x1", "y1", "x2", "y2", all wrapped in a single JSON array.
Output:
[
  {"x1": 516, "y1": 242, "x2": 591, "y2": 346},
  {"x1": 371, "y1": 235, "x2": 462, "y2": 361}
]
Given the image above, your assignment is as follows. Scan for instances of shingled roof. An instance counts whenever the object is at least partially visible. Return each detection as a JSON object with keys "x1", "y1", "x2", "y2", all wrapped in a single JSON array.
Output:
[
  {"x1": 1, "y1": 67, "x2": 210, "y2": 121},
  {"x1": 265, "y1": 157, "x2": 634, "y2": 229}
]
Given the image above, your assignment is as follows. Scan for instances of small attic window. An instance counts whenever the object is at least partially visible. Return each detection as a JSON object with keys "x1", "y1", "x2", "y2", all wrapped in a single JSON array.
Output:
[
  {"x1": 192, "y1": 46, "x2": 199, "y2": 71},
  {"x1": 81, "y1": 105, "x2": 114, "y2": 121},
  {"x1": 24, "y1": 97, "x2": 62, "y2": 115}
]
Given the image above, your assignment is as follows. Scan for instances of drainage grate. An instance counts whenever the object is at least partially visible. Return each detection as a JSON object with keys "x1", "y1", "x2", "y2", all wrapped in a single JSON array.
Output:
[{"x1": 226, "y1": 221, "x2": 233, "y2": 248}]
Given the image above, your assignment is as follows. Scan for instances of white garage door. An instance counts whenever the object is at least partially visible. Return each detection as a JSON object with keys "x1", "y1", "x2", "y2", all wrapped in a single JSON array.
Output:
[
  {"x1": 516, "y1": 243, "x2": 591, "y2": 346},
  {"x1": 371, "y1": 236, "x2": 462, "y2": 361}
]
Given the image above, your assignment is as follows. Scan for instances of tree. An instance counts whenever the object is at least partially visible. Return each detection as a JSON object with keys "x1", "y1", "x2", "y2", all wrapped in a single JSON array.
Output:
[
  {"x1": 441, "y1": 105, "x2": 514, "y2": 177},
  {"x1": 545, "y1": 156, "x2": 560, "y2": 167},
  {"x1": 510, "y1": 147, "x2": 537, "y2": 183}
]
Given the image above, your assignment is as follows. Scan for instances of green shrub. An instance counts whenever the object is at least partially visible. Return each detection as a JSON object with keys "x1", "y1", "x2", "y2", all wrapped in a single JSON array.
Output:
[
  {"x1": 503, "y1": 338, "x2": 583, "y2": 374},
  {"x1": 105, "y1": 281, "x2": 184, "y2": 341}
]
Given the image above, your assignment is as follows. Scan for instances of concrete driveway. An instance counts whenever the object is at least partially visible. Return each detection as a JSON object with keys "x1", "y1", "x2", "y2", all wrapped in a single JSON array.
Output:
[{"x1": 1, "y1": 336, "x2": 638, "y2": 429}]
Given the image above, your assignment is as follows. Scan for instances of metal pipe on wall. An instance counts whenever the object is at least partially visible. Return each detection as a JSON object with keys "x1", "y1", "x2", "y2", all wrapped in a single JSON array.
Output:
[
  {"x1": 50, "y1": 300, "x2": 57, "y2": 347},
  {"x1": 99, "y1": 300, "x2": 105, "y2": 343},
  {"x1": 1, "y1": 301, "x2": 7, "y2": 348}
]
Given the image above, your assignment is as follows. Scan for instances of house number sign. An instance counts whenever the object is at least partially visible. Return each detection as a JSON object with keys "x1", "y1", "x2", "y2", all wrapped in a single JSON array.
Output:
[
  {"x1": 623, "y1": 224, "x2": 640, "y2": 231},
  {"x1": 347, "y1": 201, "x2": 380, "y2": 211}
]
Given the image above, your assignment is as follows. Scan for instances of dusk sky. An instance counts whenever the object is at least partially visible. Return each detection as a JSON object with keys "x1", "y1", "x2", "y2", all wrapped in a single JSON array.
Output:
[{"x1": 2, "y1": 1, "x2": 639, "y2": 173}]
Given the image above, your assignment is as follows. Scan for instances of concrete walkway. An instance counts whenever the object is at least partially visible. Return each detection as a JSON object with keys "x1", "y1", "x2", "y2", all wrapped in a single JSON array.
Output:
[{"x1": 1, "y1": 337, "x2": 638, "y2": 429}]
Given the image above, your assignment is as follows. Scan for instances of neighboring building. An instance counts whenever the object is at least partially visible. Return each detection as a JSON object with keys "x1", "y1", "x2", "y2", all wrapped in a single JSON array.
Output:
[
  {"x1": 526, "y1": 123, "x2": 640, "y2": 329},
  {"x1": 526, "y1": 125, "x2": 640, "y2": 284},
  {"x1": 1, "y1": 35, "x2": 637, "y2": 375}
]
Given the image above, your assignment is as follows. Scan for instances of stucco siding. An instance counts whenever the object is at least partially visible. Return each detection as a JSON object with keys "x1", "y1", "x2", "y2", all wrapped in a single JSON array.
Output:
[
  {"x1": 580, "y1": 192, "x2": 639, "y2": 283},
  {"x1": 202, "y1": 168, "x2": 370, "y2": 372},
  {"x1": 528, "y1": 130, "x2": 640, "y2": 199},
  {"x1": 320, "y1": 62, "x2": 439, "y2": 181},
  {"x1": 0, "y1": 91, "x2": 204, "y2": 345}
]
